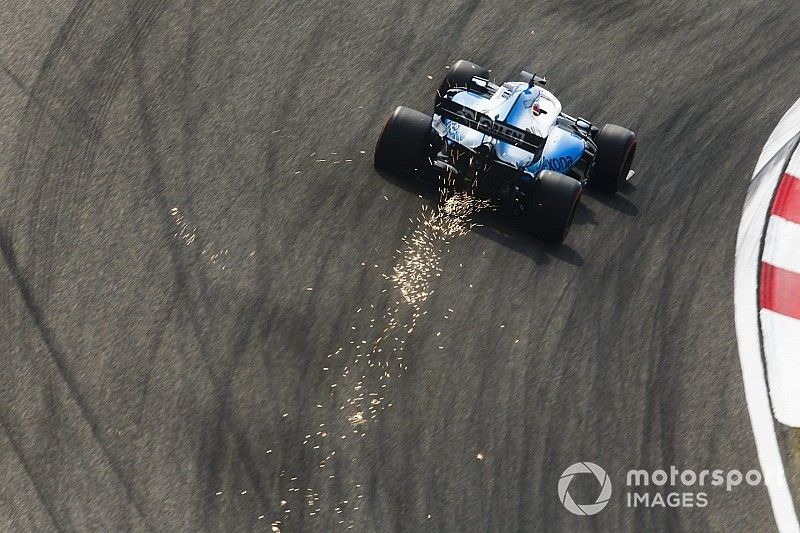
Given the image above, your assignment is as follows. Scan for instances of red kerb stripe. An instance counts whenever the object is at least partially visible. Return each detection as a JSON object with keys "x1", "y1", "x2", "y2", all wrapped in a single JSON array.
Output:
[
  {"x1": 760, "y1": 262, "x2": 800, "y2": 320},
  {"x1": 771, "y1": 173, "x2": 800, "y2": 224}
]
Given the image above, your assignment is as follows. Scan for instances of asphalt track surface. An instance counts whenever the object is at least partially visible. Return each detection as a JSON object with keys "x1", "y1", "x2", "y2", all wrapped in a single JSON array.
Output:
[{"x1": 1, "y1": 1, "x2": 800, "y2": 531}]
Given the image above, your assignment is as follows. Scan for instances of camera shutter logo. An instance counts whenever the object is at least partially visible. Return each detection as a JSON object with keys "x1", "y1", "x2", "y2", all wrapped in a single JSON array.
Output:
[{"x1": 558, "y1": 462, "x2": 612, "y2": 516}]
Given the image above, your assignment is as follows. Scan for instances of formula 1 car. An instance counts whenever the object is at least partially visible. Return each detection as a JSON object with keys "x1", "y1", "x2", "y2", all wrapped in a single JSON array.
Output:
[{"x1": 374, "y1": 60, "x2": 637, "y2": 243}]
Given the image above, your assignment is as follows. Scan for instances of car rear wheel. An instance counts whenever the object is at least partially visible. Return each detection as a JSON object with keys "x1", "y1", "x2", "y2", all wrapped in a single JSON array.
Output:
[
  {"x1": 374, "y1": 106, "x2": 433, "y2": 177},
  {"x1": 590, "y1": 124, "x2": 637, "y2": 193},
  {"x1": 523, "y1": 170, "x2": 582, "y2": 243},
  {"x1": 437, "y1": 60, "x2": 489, "y2": 102}
]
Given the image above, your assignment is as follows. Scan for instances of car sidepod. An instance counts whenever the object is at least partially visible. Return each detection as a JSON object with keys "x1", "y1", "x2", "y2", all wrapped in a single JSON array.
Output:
[{"x1": 525, "y1": 128, "x2": 586, "y2": 176}]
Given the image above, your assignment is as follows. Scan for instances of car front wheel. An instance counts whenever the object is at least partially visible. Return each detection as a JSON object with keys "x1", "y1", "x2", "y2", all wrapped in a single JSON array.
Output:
[
  {"x1": 590, "y1": 124, "x2": 637, "y2": 193},
  {"x1": 436, "y1": 60, "x2": 490, "y2": 105}
]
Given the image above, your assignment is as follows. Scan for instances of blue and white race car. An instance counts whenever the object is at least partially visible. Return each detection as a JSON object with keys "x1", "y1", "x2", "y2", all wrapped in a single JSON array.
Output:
[{"x1": 374, "y1": 60, "x2": 637, "y2": 243}]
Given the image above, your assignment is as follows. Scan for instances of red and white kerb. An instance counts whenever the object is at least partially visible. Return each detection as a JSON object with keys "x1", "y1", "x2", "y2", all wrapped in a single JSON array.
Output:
[
  {"x1": 759, "y1": 161, "x2": 800, "y2": 426},
  {"x1": 735, "y1": 101, "x2": 800, "y2": 533}
]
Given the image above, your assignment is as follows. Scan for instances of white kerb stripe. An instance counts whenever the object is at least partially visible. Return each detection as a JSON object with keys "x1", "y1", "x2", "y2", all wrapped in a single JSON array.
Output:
[
  {"x1": 763, "y1": 215, "x2": 800, "y2": 275},
  {"x1": 787, "y1": 154, "x2": 800, "y2": 179},
  {"x1": 756, "y1": 99, "x2": 800, "y2": 176},
  {"x1": 760, "y1": 309, "x2": 800, "y2": 427}
]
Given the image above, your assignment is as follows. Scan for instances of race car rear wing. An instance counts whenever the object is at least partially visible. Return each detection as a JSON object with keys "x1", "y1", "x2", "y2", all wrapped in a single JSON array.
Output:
[{"x1": 435, "y1": 97, "x2": 545, "y2": 154}]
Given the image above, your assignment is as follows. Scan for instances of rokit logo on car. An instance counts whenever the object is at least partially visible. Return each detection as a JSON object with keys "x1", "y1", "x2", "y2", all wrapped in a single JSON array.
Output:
[
  {"x1": 456, "y1": 107, "x2": 525, "y2": 143},
  {"x1": 538, "y1": 155, "x2": 575, "y2": 173}
]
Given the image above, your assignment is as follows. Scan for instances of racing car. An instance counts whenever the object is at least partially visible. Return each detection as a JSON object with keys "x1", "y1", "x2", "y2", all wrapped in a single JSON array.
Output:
[{"x1": 374, "y1": 60, "x2": 637, "y2": 243}]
